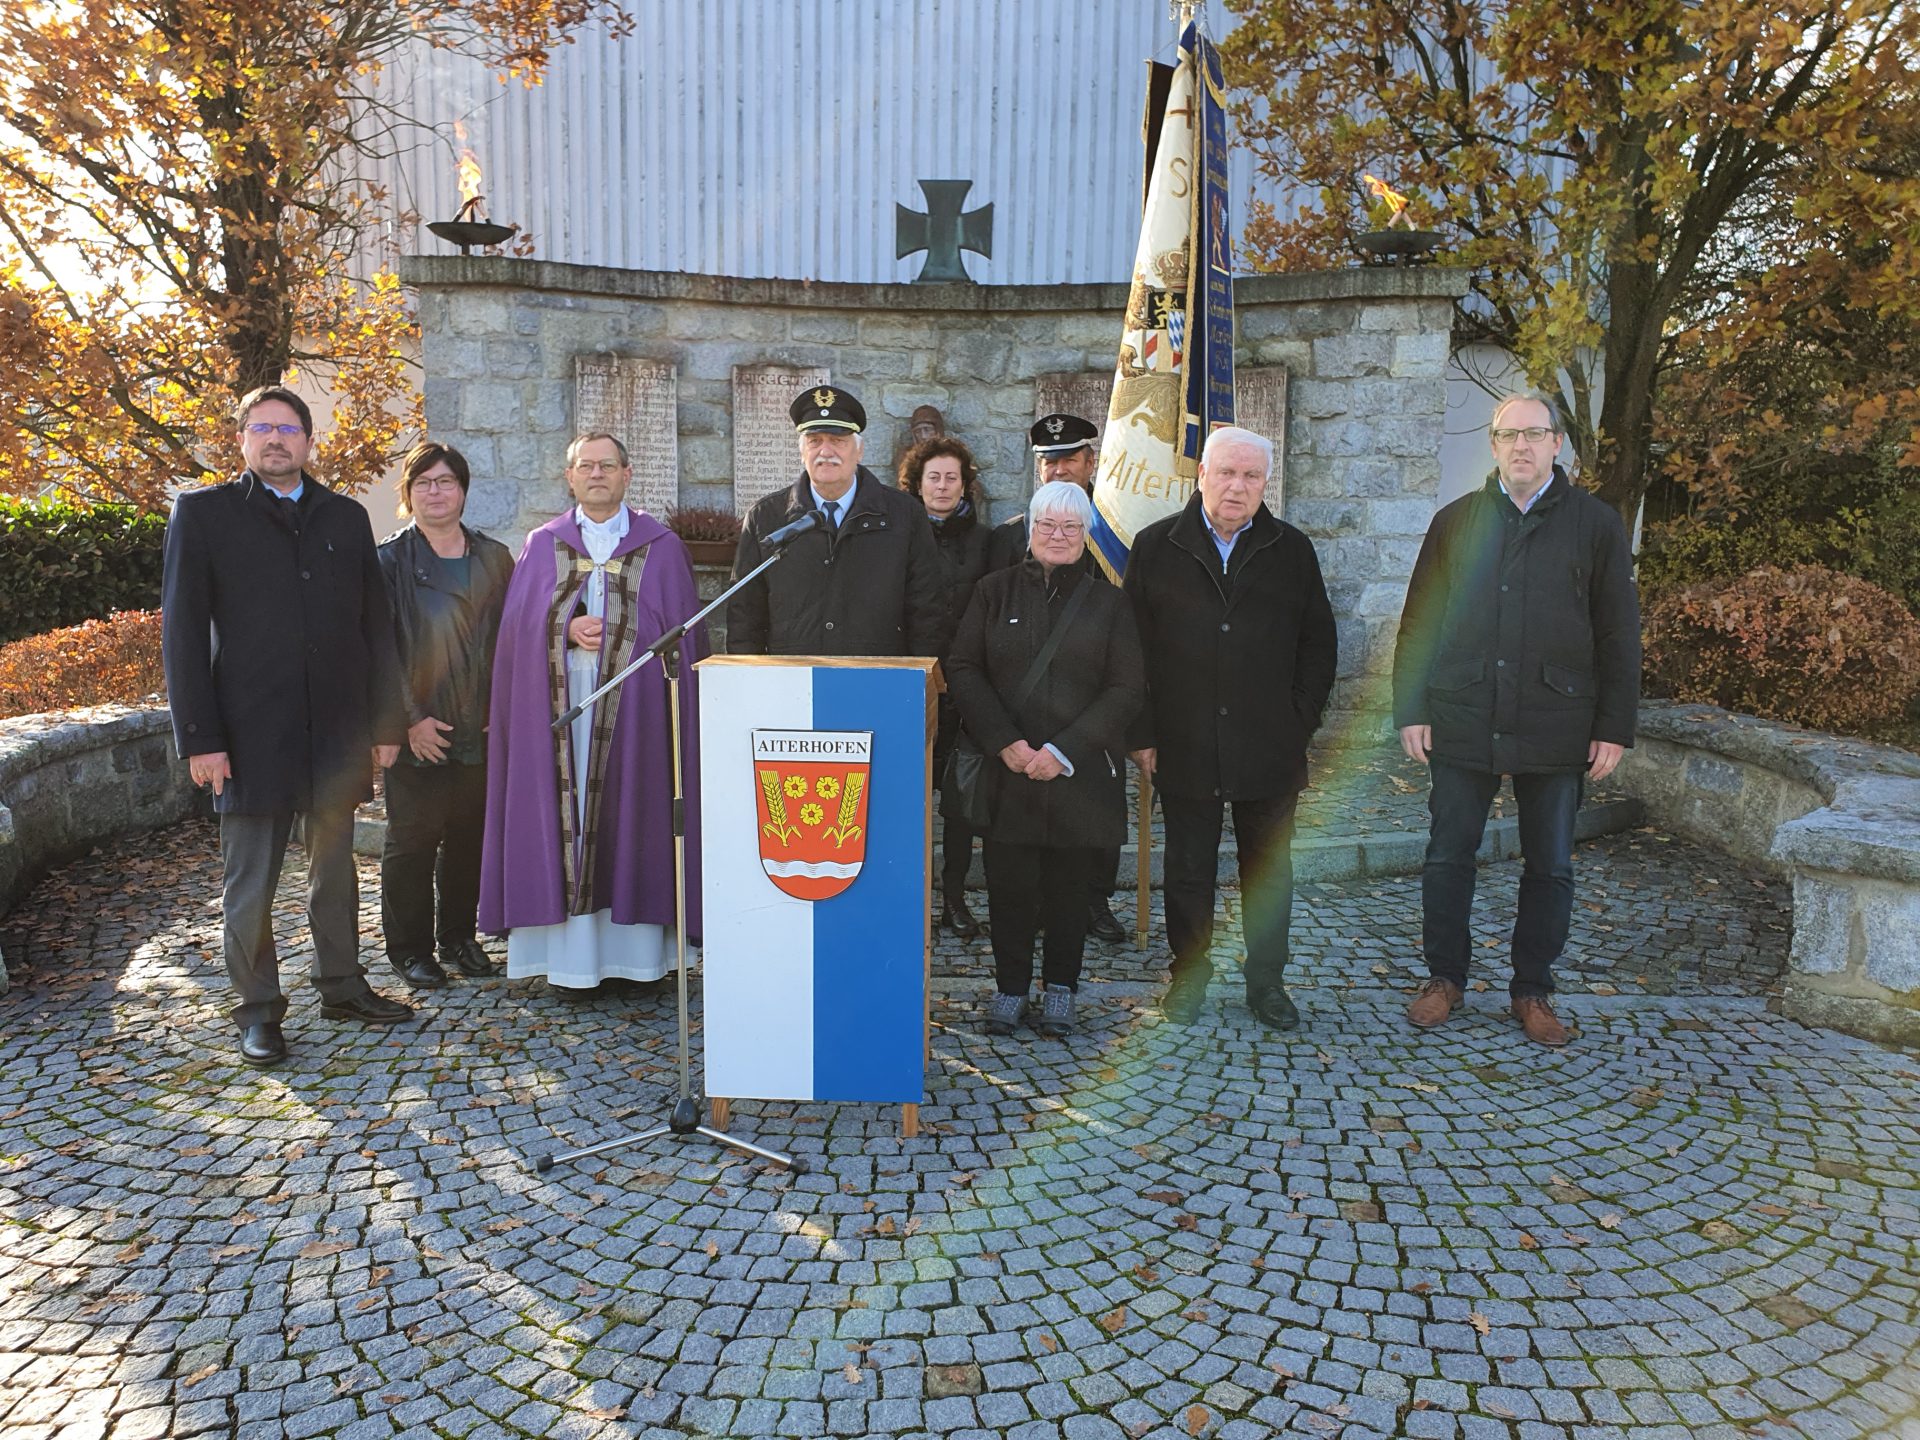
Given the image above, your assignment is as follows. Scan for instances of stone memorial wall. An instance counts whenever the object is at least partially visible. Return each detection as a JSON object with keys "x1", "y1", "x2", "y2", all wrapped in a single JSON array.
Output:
[
  {"x1": 398, "y1": 256, "x2": 1468, "y2": 726},
  {"x1": 732, "y1": 364, "x2": 830, "y2": 514},
  {"x1": 574, "y1": 356, "x2": 679, "y2": 516}
]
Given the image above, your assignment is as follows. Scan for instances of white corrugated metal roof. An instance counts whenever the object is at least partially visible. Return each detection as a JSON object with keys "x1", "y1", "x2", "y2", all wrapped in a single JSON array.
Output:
[{"x1": 358, "y1": 0, "x2": 1277, "y2": 284}]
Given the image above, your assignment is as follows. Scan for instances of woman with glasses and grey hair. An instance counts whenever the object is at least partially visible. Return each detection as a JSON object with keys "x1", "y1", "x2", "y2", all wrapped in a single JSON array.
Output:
[{"x1": 945, "y1": 480, "x2": 1146, "y2": 1037}]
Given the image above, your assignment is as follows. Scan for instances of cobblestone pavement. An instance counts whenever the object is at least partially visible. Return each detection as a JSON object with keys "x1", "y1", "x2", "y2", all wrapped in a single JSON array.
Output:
[{"x1": 2, "y1": 821, "x2": 1915, "y2": 1440}]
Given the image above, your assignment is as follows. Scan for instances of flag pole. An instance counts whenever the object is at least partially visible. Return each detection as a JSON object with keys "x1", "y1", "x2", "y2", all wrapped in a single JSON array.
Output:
[{"x1": 1136, "y1": 766, "x2": 1152, "y2": 947}]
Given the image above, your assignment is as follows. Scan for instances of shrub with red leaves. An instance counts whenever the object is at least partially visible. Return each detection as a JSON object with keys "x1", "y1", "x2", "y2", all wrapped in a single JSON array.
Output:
[
  {"x1": 1643, "y1": 566, "x2": 1920, "y2": 733},
  {"x1": 0, "y1": 610, "x2": 166, "y2": 721}
]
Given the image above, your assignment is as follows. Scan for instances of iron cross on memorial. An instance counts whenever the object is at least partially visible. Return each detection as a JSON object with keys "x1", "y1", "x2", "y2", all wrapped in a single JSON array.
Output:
[{"x1": 895, "y1": 179, "x2": 993, "y2": 283}]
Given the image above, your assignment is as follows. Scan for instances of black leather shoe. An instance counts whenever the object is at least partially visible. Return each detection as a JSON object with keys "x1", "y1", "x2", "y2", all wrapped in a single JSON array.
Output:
[
  {"x1": 440, "y1": 938, "x2": 497, "y2": 977},
  {"x1": 319, "y1": 989, "x2": 415, "y2": 1025},
  {"x1": 943, "y1": 899, "x2": 981, "y2": 939},
  {"x1": 1159, "y1": 972, "x2": 1208, "y2": 1025},
  {"x1": 391, "y1": 954, "x2": 448, "y2": 990},
  {"x1": 1249, "y1": 984, "x2": 1300, "y2": 1032},
  {"x1": 1087, "y1": 898, "x2": 1127, "y2": 944},
  {"x1": 239, "y1": 1022, "x2": 287, "y2": 1068}
]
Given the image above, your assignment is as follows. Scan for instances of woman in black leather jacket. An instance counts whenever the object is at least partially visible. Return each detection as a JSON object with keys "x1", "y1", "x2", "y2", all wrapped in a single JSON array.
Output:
[{"x1": 376, "y1": 442, "x2": 514, "y2": 990}]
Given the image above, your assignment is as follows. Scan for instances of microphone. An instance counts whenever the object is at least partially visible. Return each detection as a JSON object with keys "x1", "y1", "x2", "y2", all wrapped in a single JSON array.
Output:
[{"x1": 763, "y1": 509, "x2": 827, "y2": 547}]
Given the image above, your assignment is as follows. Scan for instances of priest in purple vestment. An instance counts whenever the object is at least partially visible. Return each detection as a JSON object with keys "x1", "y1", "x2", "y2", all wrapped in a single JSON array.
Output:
[{"x1": 478, "y1": 432, "x2": 705, "y2": 990}]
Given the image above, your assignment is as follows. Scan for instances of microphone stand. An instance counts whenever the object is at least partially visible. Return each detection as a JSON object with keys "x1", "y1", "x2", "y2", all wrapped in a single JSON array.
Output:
[{"x1": 531, "y1": 539, "x2": 810, "y2": 1176}]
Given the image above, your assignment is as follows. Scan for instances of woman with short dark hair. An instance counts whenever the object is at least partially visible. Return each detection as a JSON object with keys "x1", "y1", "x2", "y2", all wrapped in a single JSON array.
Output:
[
  {"x1": 899, "y1": 436, "x2": 993, "y2": 938},
  {"x1": 376, "y1": 441, "x2": 514, "y2": 988}
]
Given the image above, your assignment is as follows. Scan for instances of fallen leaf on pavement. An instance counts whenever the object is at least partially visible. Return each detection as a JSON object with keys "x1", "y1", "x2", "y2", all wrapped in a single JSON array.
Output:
[
  {"x1": 1098, "y1": 1305, "x2": 1129, "y2": 1334},
  {"x1": 1468, "y1": 1312, "x2": 1491, "y2": 1336},
  {"x1": 1185, "y1": 1404, "x2": 1210, "y2": 1436}
]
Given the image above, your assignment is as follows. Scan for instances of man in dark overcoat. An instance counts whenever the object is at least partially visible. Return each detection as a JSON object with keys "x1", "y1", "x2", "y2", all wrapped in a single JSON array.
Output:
[
  {"x1": 728, "y1": 387, "x2": 948, "y2": 657},
  {"x1": 988, "y1": 413, "x2": 1128, "y2": 944},
  {"x1": 1123, "y1": 426, "x2": 1338, "y2": 1029},
  {"x1": 1392, "y1": 393, "x2": 1640, "y2": 1046},
  {"x1": 162, "y1": 385, "x2": 412, "y2": 1068}
]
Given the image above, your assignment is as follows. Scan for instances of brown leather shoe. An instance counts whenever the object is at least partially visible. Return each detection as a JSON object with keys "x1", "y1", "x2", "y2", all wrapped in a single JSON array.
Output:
[
  {"x1": 1511, "y1": 995, "x2": 1570, "y2": 1046},
  {"x1": 1406, "y1": 977, "x2": 1463, "y2": 1028}
]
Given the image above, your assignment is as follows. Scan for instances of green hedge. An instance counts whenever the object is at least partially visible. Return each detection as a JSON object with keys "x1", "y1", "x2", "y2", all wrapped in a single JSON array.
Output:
[{"x1": 0, "y1": 498, "x2": 167, "y2": 645}]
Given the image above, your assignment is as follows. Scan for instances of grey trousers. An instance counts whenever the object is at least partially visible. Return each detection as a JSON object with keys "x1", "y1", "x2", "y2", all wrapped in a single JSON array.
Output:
[{"x1": 220, "y1": 807, "x2": 368, "y2": 1026}]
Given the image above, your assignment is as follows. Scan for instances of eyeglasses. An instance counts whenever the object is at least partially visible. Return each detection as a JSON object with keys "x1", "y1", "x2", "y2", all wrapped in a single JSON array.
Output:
[
  {"x1": 1491, "y1": 426, "x2": 1556, "y2": 445},
  {"x1": 244, "y1": 422, "x2": 306, "y2": 438},
  {"x1": 1033, "y1": 520, "x2": 1085, "y2": 538},
  {"x1": 411, "y1": 476, "x2": 462, "y2": 493},
  {"x1": 570, "y1": 461, "x2": 624, "y2": 475}
]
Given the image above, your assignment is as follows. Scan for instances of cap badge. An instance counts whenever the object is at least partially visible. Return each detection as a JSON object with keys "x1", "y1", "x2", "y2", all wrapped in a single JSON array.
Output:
[
  {"x1": 813, "y1": 388, "x2": 836, "y2": 409},
  {"x1": 1046, "y1": 417, "x2": 1065, "y2": 437}
]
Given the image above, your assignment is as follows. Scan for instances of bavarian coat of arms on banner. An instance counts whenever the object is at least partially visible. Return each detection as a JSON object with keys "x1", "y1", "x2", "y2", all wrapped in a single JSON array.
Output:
[{"x1": 751, "y1": 730, "x2": 873, "y2": 900}]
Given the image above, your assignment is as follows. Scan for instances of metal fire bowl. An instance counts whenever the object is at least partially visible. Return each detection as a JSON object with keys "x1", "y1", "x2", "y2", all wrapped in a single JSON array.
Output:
[
  {"x1": 428, "y1": 219, "x2": 518, "y2": 250},
  {"x1": 1355, "y1": 228, "x2": 1445, "y2": 262}
]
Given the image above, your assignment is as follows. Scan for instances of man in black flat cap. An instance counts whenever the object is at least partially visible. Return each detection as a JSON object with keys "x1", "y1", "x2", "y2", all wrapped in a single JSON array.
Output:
[
  {"x1": 729, "y1": 385, "x2": 949, "y2": 658},
  {"x1": 984, "y1": 411, "x2": 1127, "y2": 944}
]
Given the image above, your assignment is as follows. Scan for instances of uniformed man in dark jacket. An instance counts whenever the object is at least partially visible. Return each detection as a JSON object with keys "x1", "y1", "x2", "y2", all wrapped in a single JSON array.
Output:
[
  {"x1": 1392, "y1": 394, "x2": 1640, "y2": 1047},
  {"x1": 1123, "y1": 426, "x2": 1337, "y2": 1029},
  {"x1": 989, "y1": 413, "x2": 1128, "y2": 944},
  {"x1": 728, "y1": 387, "x2": 948, "y2": 658},
  {"x1": 161, "y1": 385, "x2": 412, "y2": 1069}
]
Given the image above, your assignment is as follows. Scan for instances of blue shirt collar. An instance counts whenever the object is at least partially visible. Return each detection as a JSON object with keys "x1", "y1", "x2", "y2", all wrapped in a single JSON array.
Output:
[{"x1": 810, "y1": 481, "x2": 853, "y2": 521}]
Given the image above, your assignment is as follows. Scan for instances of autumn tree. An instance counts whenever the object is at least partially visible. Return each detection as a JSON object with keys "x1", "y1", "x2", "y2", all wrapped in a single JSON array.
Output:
[
  {"x1": 0, "y1": 0, "x2": 624, "y2": 506},
  {"x1": 1222, "y1": 0, "x2": 1920, "y2": 525}
]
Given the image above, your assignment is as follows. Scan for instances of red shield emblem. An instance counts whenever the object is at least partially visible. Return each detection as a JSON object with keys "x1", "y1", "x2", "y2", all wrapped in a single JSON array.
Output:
[{"x1": 752, "y1": 729, "x2": 873, "y2": 900}]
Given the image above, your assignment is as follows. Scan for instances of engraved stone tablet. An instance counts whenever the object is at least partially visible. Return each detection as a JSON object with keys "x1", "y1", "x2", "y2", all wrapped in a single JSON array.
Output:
[
  {"x1": 732, "y1": 364, "x2": 829, "y2": 515},
  {"x1": 1034, "y1": 372, "x2": 1114, "y2": 447},
  {"x1": 574, "y1": 356, "x2": 679, "y2": 516},
  {"x1": 1235, "y1": 368, "x2": 1289, "y2": 513}
]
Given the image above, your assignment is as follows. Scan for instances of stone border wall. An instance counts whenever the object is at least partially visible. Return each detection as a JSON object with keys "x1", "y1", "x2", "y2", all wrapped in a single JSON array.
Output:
[
  {"x1": 1615, "y1": 702, "x2": 1920, "y2": 1046},
  {"x1": 397, "y1": 256, "x2": 1470, "y2": 728},
  {"x1": 0, "y1": 706, "x2": 198, "y2": 993}
]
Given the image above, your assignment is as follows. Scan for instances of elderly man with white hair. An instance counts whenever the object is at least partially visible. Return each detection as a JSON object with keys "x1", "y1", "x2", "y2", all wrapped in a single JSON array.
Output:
[
  {"x1": 1122, "y1": 425, "x2": 1338, "y2": 1029},
  {"x1": 946, "y1": 480, "x2": 1147, "y2": 1039},
  {"x1": 728, "y1": 385, "x2": 948, "y2": 657}
]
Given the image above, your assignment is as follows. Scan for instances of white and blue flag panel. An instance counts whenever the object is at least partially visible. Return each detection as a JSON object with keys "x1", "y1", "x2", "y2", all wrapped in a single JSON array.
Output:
[{"x1": 697, "y1": 658, "x2": 932, "y2": 1105}]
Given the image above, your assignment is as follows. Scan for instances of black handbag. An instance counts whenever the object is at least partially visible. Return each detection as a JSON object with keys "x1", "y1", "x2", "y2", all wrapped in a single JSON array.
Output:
[{"x1": 941, "y1": 580, "x2": 1092, "y2": 828}]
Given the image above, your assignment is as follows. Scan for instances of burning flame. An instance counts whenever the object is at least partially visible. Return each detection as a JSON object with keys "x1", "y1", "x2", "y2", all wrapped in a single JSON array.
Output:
[
  {"x1": 1363, "y1": 173, "x2": 1414, "y2": 228},
  {"x1": 457, "y1": 150, "x2": 484, "y2": 208}
]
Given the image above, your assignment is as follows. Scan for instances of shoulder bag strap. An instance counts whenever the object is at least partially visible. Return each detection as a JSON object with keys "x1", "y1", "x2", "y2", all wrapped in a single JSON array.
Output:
[{"x1": 1010, "y1": 577, "x2": 1093, "y2": 714}]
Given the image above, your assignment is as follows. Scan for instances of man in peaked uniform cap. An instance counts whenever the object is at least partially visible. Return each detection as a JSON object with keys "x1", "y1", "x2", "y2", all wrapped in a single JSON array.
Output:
[
  {"x1": 728, "y1": 385, "x2": 949, "y2": 658},
  {"x1": 987, "y1": 413, "x2": 1103, "y2": 571},
  {"x1": 984, "y1": 411, "x2": 1127, "y2": 945}
]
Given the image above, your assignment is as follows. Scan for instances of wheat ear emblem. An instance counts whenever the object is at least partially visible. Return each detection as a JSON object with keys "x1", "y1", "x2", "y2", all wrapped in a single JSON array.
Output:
[
  {"x1": 827, "y1": 772, "x2": 865, "y2": 848},
  {"x1": 759, "y1": 768, "x2": 799, "y2": 846}
]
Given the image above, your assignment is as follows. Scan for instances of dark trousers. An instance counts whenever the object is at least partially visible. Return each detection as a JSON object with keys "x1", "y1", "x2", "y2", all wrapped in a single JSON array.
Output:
[
  {"x1": 983, "y1": 840, "x2": 1094, "y2": 995},
  {"x1": 1162, "y1": 791, "x2": 1298, "y2": 995},
  {"x1": 940, "y1": 814, "x2": 978, "y2": 906},
  {"x1": 942, "y1": 825, "x2": 1114, "y2": 911},
  {"x1": 220, "y1": 806, "x2": 368, "y2": 1026},
  {"x1": 381, "y1": 761, "x2": 488, "y2": 962},
  {"x1": 1422, "y1": 761, "x2": 1583, "y2": 998}
]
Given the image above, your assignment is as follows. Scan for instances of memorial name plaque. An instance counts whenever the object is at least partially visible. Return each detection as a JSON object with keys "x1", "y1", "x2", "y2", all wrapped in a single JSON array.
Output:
[
  {"x1": 575, "y1": 357, "x2": 680, "y2": 516},
  {"x1": 733, "y1": 365, "x2": 830, "y2": 515},
  {"x1": 1235, "y1": 368, "x2": 1289, "y2": 514},
  {"x1": 1034, "y1": 372, "x2": 1114, "y2": 448}
]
